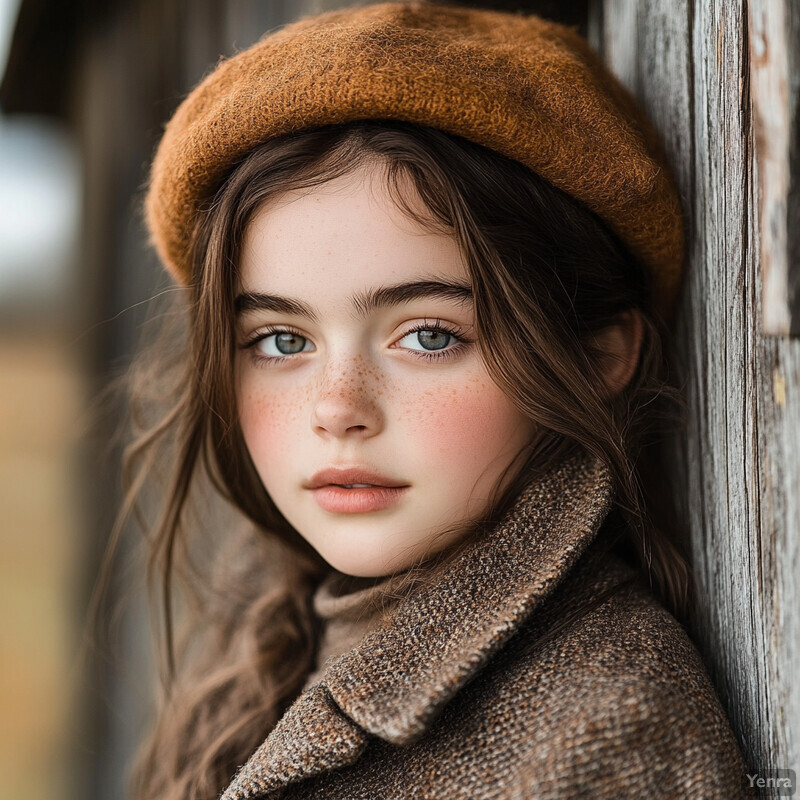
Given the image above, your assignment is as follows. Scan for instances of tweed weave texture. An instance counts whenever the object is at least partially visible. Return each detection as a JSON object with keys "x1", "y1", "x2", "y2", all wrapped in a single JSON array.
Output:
[
  {"x1": 144, "y1": 1, "x2": 685, "y2": 320},
  {"x1": 220, "y1": 449, "x2": 753, "y2": 799},
  {"x1": 302, "y1": 571, "x2": 414, "y2": 691}
]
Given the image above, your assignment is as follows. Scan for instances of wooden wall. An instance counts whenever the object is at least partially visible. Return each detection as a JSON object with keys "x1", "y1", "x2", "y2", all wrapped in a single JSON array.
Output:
[{"x1": 598, "y1": 0, "x2": 799, "y2": 788}]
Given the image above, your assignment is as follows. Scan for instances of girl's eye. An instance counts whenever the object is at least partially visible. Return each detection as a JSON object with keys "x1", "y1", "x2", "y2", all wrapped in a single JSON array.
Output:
[
  {"x1": 394, "y1": 322, "x2": 471, "y2": 362},
  {"x1": 250, "y1": 330, "x2": 315, "y2": 358},
  {"x1": 397, "y1": 328, "x2": 455, "y2": 352},
  {"x1": 260, "y1": 332, "x2": 314, "y2": 356}
]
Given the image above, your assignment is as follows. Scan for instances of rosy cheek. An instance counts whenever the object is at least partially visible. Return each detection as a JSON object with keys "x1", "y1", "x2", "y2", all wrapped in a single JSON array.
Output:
[
  {"x1": 238, "y1": 380, "x2": 306, "y2": 463},
  {"x1": 401, "y1": 377, "x2": 524, "y2": 467}
]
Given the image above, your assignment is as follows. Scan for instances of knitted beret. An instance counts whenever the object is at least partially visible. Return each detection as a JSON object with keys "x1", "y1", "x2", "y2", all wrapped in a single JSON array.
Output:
[{"x1": 144, "y1": 1, "x2": 685, "y2": 320}]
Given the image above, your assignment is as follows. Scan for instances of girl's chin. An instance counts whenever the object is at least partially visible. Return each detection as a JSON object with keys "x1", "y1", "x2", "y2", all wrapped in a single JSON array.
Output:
[
  {"x1": 317, "y1": 550, "x2": 408, "y2": 578},
  {"x1": 305, "y1": 530, "x2": 426, "y2": 577}
]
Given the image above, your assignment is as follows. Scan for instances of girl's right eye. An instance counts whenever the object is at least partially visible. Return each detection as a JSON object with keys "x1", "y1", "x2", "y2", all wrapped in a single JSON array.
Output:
[{"x1": 244, "y1": 329, "x2": 316, "y2": 362}]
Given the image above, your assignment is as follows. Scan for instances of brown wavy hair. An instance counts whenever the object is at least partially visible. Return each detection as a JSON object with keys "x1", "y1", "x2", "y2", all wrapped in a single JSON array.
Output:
[{"x1": 123, "y1": 119, "x2": 691, "y2": 800}]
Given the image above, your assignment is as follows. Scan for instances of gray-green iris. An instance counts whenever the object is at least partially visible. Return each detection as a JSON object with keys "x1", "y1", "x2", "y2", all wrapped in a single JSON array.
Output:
[
  {"x1": 418, "y1": 330, "x2": 450, "y2": 350},
  {"x1": 275, "y1": 333, "x2": 306, "y2": 354}
]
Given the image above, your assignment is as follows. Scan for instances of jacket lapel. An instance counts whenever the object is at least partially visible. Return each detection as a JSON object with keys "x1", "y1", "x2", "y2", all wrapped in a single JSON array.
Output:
[
  {"x1": 222, "y1": 448, "x2": 614, "y2": 798},
  {"x1": 221, "y1": 684, "x2": 368, "y2": 799}
]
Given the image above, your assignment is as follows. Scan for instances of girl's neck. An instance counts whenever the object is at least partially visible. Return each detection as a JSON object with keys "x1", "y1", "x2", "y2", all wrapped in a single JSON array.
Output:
[{"x1": 304, "y1": 569, "x2": 417, "y2": 690}]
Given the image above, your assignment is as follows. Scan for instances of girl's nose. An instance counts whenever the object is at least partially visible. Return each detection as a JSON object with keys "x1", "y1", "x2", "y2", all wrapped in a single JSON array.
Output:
[{"x1": 311, "y1": 361, "x2": 384, "y2": 439}]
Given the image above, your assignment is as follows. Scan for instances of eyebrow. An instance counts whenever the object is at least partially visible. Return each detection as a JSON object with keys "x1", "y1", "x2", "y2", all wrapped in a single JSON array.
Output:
[{"x1": 234, "y1": 279, "x2": 474, "y2": 321}]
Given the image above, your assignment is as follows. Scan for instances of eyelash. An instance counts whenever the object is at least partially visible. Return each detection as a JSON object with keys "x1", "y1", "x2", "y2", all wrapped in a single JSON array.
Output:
[{"x1": 241, "y1": 320, "x2": 471, "y2": 366}]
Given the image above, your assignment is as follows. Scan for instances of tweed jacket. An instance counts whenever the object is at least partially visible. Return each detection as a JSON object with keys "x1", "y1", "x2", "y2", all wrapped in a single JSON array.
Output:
[{"x1": 220, "y1": 450, "x2": 753, "y2": 799}]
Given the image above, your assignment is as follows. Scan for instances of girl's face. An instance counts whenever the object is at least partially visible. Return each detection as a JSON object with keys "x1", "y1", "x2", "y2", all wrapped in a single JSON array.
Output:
[{"x1": 235, "y1": 165, "x2": 536, "y2": 577}]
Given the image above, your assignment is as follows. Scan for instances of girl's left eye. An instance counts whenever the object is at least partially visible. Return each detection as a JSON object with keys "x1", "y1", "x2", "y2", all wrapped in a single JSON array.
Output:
[{"x1": 394, "y1": 323, "x2": 470, "y2": 361}]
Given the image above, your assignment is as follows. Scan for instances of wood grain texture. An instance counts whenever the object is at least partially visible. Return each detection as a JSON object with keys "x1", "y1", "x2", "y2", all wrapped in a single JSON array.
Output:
[
  {"x1": 601, "y1": 0, "x2": 799, "y2": 789},
  {"x1": 789, "y1": 0, "x2": 800, "y2": 331},
  {"x1": 749, "y1": 0, "x2": 800, "y2": 334}
]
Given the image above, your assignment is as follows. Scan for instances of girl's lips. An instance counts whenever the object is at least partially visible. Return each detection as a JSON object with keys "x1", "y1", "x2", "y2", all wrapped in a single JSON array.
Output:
[
  {"x1": 305, "y1": 466, "x2": 408, "y2": 490},
  {"x1": 311, "y1": 485, "x2": 409, "y2": 513}
]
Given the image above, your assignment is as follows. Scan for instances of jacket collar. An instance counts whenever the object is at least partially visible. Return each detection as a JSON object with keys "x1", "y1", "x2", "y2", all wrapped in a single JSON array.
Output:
[{"x1": 222, "y1": 448, "x2": 614, "y2": 799}]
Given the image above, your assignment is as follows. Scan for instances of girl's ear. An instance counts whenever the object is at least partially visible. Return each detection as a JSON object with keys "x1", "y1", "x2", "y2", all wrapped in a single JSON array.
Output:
[{"x1": 590, "y1": 309, "x2": 644, "y2": 396}]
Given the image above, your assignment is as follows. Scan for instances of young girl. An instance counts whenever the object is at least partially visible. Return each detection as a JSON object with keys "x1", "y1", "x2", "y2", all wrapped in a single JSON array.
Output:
[{"x1": 125, "y1": 2, "x2": 753, "y2": 798}]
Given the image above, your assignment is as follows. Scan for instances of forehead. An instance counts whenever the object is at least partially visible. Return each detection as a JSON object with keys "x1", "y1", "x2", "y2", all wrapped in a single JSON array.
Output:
[{"x1": 238, "y1": 166, "x2": 468, "y2": 297}]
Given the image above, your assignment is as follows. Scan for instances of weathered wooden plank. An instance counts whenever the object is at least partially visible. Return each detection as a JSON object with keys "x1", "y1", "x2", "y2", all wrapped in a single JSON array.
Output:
[
  {"x1": 749, "y1": 0, "x2": 800, "y2": 334},
  {"x1": 684, "y1": 0, "x2": 764, "y2": 762},
  {"x1": 790, "y1": 1, "x2": 800, "y2": 332},
  {"x1": 686, "y1": 0, "x2": 800, "y2": 782}
]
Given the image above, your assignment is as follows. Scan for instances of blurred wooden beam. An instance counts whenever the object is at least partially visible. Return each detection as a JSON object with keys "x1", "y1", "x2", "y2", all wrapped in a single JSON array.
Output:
[
  {"x1": 427, "y1": 0, "x2": 590, "y2": 35},
  {"x1": 0, "y1": 0, "x2": 117, "y2": 118}
]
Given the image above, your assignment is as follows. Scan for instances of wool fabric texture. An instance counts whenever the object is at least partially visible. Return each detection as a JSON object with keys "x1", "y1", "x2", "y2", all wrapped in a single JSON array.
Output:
[
  {"x1": 302, "y1": 571, "x2": 415, "y2": 690},
  {"x1": 144, "y1": 1, "x2": 685, "y2": 320},
  {"x1": 220, "y1": 449, "x2": 753, "y2": 800}
]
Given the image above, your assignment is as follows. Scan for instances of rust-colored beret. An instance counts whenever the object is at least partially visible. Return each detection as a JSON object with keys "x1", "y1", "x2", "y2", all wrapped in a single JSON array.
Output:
[{"x1": 144, "y1": 1, "x2": 684, "y2": 320}]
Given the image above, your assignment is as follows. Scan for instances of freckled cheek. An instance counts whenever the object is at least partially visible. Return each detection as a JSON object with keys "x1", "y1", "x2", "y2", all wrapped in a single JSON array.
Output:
[
  {"x1": 237, "y1": 378, "x2": 309, "y2": 463},
  {"x1": 398, "y1": 381, "x2": 526, "y2": 468}
]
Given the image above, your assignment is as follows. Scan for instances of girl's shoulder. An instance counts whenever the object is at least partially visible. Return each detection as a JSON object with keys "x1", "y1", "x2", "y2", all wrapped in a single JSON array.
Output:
[{"x1": 468, "y1": 547, "x2": 755, "y2": 798}]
